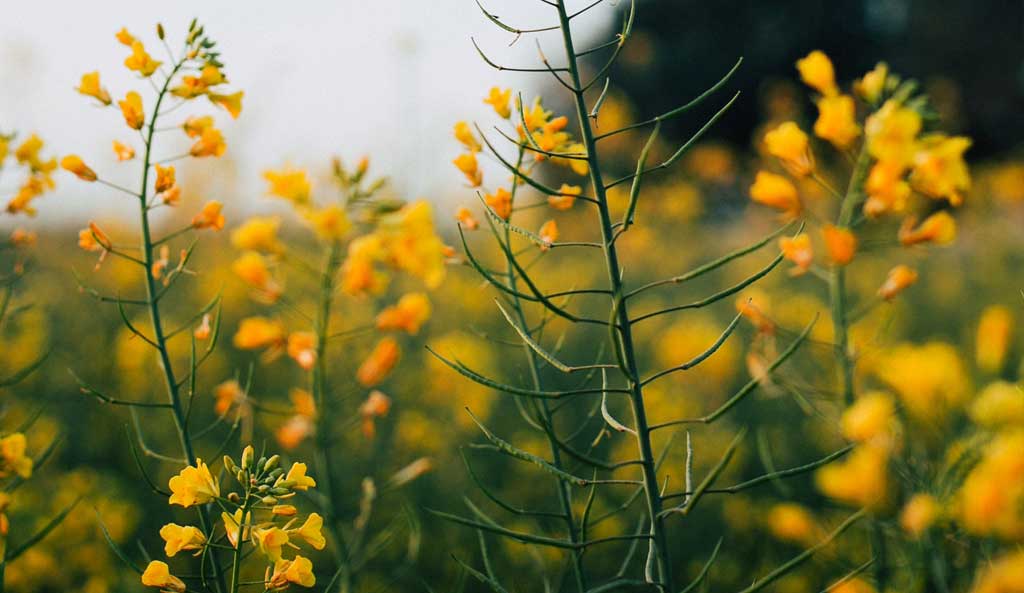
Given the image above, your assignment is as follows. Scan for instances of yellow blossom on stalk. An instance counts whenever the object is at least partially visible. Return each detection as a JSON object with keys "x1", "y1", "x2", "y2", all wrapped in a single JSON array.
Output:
[
  {"x1": 78, "y1": 221, "x2": 111, "y2": 253},
  {"x1": 864, "y1": 160, "x2": 911, "y2": 217},
  {"x1": 118, "y1": 91, "x2": 145, "y2": 130},
  {"x1": 194, "y1": 313, "x2": 212, "y2": 340},
  {"x1": 764, "y1": 122, "x2": 814, "y2": 176},
  {"x1": 452, "y1": 152, "x2": 482, "y2": 187},
  {"x1": 125, "y1": 40, "x2": 162, "y2": 76},
  {"x1": 76, "y1": 71, "x2": 111, "y2": 105},
  {"x1": 841, "y1": 392, "x2": 896, "y2": 444},
  {"x1": 779, "y1": 233, "x2": 813, "y2": 275},
  {"x1": 970, "y1": 382, "x2": 1024, "y2": 428},
  {"x1": 832, "y1": 578, "x2": 878, "y2": 593},
  {"x1": 855, "y1": 62, "x2": 888, "y2": 103},
  {"x1": 189, "y1": 126, "x2": 226, "y2": 157},
  {"x1": 183, "y1": 115, "x2": 214, "y2": 138},
  {"x1": 115, "y1": 27, "x2": 136, "y2": 46},
  {"x1": 208, "y1": 91, "x2": 243, "y2": 119},
  {"x1": 376, "y1": 200, "x2": 447, "y2": 288},
  {"x1": 484, "y1": 86, "x2": 512, "y2": 118},
  {"x1": 231, "y1": 216, "x2": 283, "y2": 254},
  {"x1": 976, "y1": 305, "x2": 1014, "y2": 373},
  {"x1": 253, "y1": 526, "x2": 289, "y2": 561},
  {"x1": 538, "y1": 219, "x2": 558, "y2": 250},
  {"x1": 389, "y1": 457, "x2": 433, "y2": 488},
  {"x1": 874, "y1": 341, "x2": 970, "y2": 421},
  {"x1": 822, "y1": 224, "x2": 857, "y2": 265},
  {"x1": 221, "y1": 508, "x2": 248, "y2": 547},
  {"x1": 273, "y1": 505, "x2": 298, "y2": 517},
  {"x1": 233, "y1": 316, "x2": 286, "y2": 350},
  {"x1": 171, "y1": 75, "x2": 208, "y2": 99},
  {"x1": 796, "y1": 50, "x2": 837, "y2": 96},
  {"x1": 814, "y1": 94, "x2": 861, "y2": 149},
  {"x1": 168, "y1": 459, "x2": 219, "y2": 507},
  {"x1": 0, "y1": 434, "x2": 32, "y2": 478},
  {"x1": 14, "y1": 134, "x2": 55, "y2": 172},
  {"x1": 549, "y1": 184, "x2": 581, "y2": 211},
  {"x1": 376, "y1": 293, "x2": 432, "y2": 335},
  {"x1": 958, "y1": 430, "x2": 1024, "y2": 539},
  {"x1": 485, "y1": 187, "x2": 512, "y2": 219},
  {"x1": 454, "y1": 121, "x2": 481, "y2": 152},
  {"x1": 159, "y1": 523, "x2": 206, "y2": 557},
  {"x1": 969, "y1": 550, "x2": 1024, "y2": 593},
  {"x1": 269, "y1": 555, "x2": 316, "y2": 589},
  {"x1": 815, "y1": 443, "x2": 889, "y2": 510},
  {"x1": 359, "y1": 390, "x2": 392, "y2": 438},
  {"x1": 291, "y1": 513, "x2": 326, "y2": 550},
  {"x1": 910, "y1": 134, "x2": 971, "y2": 206},
  {"x1": 283, "y1": 462, "x2": 316, "y2": 490},
  {"x1": 749, "y1": 171, "x2": 801, "y2": 219},
  {"x1": 232, "y1": 251, "x2": 282, "y2": 300},
  {"x1": 898, "y1": 211, "x2": 957, "y2": 246},
  {"x1": 455, "y1": 207, "x2": 479, "y2": 230},
  {"x1": 303, "y1": 204, "x2": 351, "y2": 240},
  {"x1": 865, "y1": 99, "x2": 921, "y2": 166},
  {"x1": 340, "y1": 235, "x2": 388, "y2": 296},
  {"x1": 112, "y1": 140, "x2": 135, "y2": 161},
  {"x1": 276, "y1": 389, "x2": 316, "y2": 450},
  {"x1": 60, "y1": 155, "x2": 97, "y2": 182},
  {"x1": 877, "y1": 264, "x2": 918, "y2": 301},
  {"x1": 154, "y1": 164, "x2": 175, "y2": 193},
  {"x1": 141, "y1": 561, "x2": 186, "y2": 592},
  {"x1": 10, "y1": 229, "x2": 36, "y2": 247},
  {"x1": 767, "y1": 503, "x2": 817, "y2": 544},
  {"x1": 900, "y1": 494, "x2": 940, "y2": 538},
  {"x1": 263, "y1": 167, "x2": 311, "y2": 205},
  {"x1": 357, "y1": 337, "x2": 401, "y2": 387},
  {"x1": 192, "y1": 200, "x2": 225, "y2": 230},
  {"x1": 287, "y1": 332, "x2": 317, "y2": 370}
]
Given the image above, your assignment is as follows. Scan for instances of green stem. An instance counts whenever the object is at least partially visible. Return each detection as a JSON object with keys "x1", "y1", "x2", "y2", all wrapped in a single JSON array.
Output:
[
  {"x1": 138, "y1": 59, "x2": 227, "y2": 593},
  {"x1": 228, "y1": 503, "x2": 249, "y2": 593},
  {"x1": 553, "y1": 2, "x2": 673, "y2": 588}
]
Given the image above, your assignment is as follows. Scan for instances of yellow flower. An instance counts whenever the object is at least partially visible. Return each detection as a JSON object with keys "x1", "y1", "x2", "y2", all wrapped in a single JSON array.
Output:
[
  {"x1": 159, "y1": 523, "x2": 206, "y2": 557},
  {"x1": 958, "y1": 430, "x2": 1024, "y2": 539},
  {"x1": 118, "y1": 91, "x2": 145, "y2": 130},
  {"x1": 375, "y1": 200, "x2": 447, "y2": 288},
  {"x1": 115, "y1": 27, "x2": 136, "y2": 46},
  {"x1": 970, "y1": 382, "x2": 1024, "y2": 429},
  {"x1": 865, "y1": 99, "x2": 921, "y2": 167},
  {"x1": 538, "y1": 219, "x2": 558, "y2": 250},
  {"x1": 263, "y1": 168, "x2": 311, "y2": 205},
  {"x1": 233, "y1": 316, "x2": 286, "y2": 350},
  {"x1": 484, "y1": 86, "x2": 512, "y2": 118},
  {"x1": 454, "y1": 121, "x2": 481, "y2": 152},
  {"x1": 283, "y1": 462, "x2": 316, "y2": 491},
  {"x1": 208, "y1": 91, "x2": 243, "y2": 119},
  {"x1": 485, "y1": 187, "x2": 513, "y2": 219},
  {"x1": 340, "y1": 235, "x2": 388, "y2": 296},
  {"x1": 154, "y1": 164, "x2": 175, "y2": 194},
  {"x1": 0, "y1": 434, "x2": 32, "y2": 478},
  {"x1": 767, "y1": 503, "x2": 817, "y2": 544},
  {"x1": 253, "y1": 526, "x2": 289, "y2": 561},
  {"x1": 873, "y1": 341, "x2": 970, "y2": 421},
  {"x1": 189, "y1": 127, "x2": 226, "y2": 157},
  {"x1": 232, "y1": 251, "x2": 282, "y2": 300},
  {"x1": 359, "y1": 390, "x2": 392, "y2": 438},
  {"x1": 548, "y1": 184, "x2": 581, "y2": 211},
  {"x1": 763, "y1": 122, "x2": 814, "y2": 176},
  {"x1": 286, "y1": 332, "x2": 317, "y2": 370},
  {"x1": 795, "y1": 50, "x2": 837, "y2": 96},
  {"x1": 214, "y1": 380, "x2": 246, "y2": 417},
  {"x1": 303, "y1": 204, "x2": 351, "y2": 240},
  {"x1": 273, "y1": 505, "x2": 298, "y2": 517},
  {"x1": 976, "y1": 306, "x2": 1014, "y2": 374},
  {"x1": 183, "y1": 115, "x2": 214, "y2": 138},
  {"x1": 168, "y1": 459, "x2": 220, "y2": 507},
  {"x1": 822, "y1": 224, "x2": 857, "y2": 266},
  {"x1": 749, "y1": 170, "x2": 801, "y2": 218},
  {"x1": 124, "y1": 40, "x2": 162, "y2": 76},
  {"x1": 854, "y1": 62, "x2": 888, "y2": 103},
  {"x1": 900, "y1": 494, "x2": 939, "y2": 538},
  {"x1": 898, "y1": 211, "x2": 957, "y2": 246},
  {"x1": 814, "y1": 94, "x2": 860, "y2": 149},
  {"x1": 231, "y1": 217, "x2": 283, "y2": 254},
  {"x1": 877, "y1": 265, "x2": 917, "y2": 301},
  {"x1": 221, "y1": 508, "x2": 248, "y2": 547},
  {"x1": 60, "y1": 155, "x2": 97, "y2": 182},
  {"x1": 291, "y1": 513, "x2": 326, "y2": 550},
  {"x1": 453, "y1": 152, "x2": 482, "y2": 187},
  {"x1": 356, "y1": 337, "x2": 401, "y2": 387},
  {"x1": 376, "y1": 293, "x2": 432, "y2": 335},
  {"x1": 269, "y1": 555, "x2": 316, "y2": 589},
  {"x1": 910, "y1": 134, "x2": 971, "y2": 206},
  {"x1": 863, "y1": 160, "x2": 910, "y2": 217},
  {"x1": 841, "y1": 392, "x2": 895, "y2": 444},
  {"x1": 833, "y1": 578, "x2": 878, "y2": 593},
  {"x1": 76, "y1": 71, "x2": 111, "y2": 105},
  {"x1": 10, "y1": 228, "x2": 36, "y2": 247},
  {"x1": 141, "y1": 561, "x2": 186, "y2": 592},
  {"x1": 455, "y1": 207, "x2": 479, "y2": 230},
  {"x1": 112, "y1": 140, "x2": 135, "y2": 161},
  {"x1": 779, "y1": 233, "x2": 813, "y2": 275},
  {"x1": 969, "y1": 550, "x2": 1024, "y2": 593},
  {"x1": 815, "y1": 443, "x2": 889, "y2": 510},
  {"x1": 78, "y1": 221, "x2": 112, "y2": 253},
  {"x1": 192, "y1": 201, "x2": 226, "y2": 230}
]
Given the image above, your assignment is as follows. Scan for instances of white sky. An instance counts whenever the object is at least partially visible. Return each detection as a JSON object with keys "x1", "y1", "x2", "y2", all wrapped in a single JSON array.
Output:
[{"x1": 0, "y1": 0, "x2": 613, "y2": 225}]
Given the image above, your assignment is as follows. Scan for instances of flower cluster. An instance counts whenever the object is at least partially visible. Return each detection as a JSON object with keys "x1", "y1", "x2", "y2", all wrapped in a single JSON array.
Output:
[
  {"x1": 1, "y1": 131, "x2": 56, "y2": 216},
  {"x1": 142, "y1": 446, "x2": 322, "y2": 591}
]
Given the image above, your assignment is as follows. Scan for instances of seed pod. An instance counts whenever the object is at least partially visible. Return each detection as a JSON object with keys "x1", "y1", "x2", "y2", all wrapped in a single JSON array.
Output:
[
  {"x1": 269, "y1": 487, "x2": 291, "y2": 496},
  {"x1": 156, "y1": 23, "x2": 165, "y2": 40}
]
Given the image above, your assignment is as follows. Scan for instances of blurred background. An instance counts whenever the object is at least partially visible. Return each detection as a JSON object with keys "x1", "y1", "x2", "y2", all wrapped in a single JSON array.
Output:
[{"x1": 1, "y1": 0, "x2": 1023, "y2": 591}]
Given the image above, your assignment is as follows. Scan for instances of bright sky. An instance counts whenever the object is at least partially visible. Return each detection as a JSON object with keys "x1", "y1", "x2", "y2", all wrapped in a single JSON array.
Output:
[{"x1": 0, "y1": 0, "x2": 613, "y2": 225}]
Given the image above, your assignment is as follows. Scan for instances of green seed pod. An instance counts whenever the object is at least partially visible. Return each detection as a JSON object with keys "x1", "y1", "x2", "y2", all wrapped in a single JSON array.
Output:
[
  {"x1": 269, "y1": 487, "x2": 291, "y2": 496},
  {"x1": 256, "y1": 456, "x2": 267, "y2": 472},
  {"x1": 156, "y1": 23, "x2": 165, "y2": 40}
]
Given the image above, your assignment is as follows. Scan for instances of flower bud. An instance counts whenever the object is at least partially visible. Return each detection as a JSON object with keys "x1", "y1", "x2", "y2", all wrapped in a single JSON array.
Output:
[
  {"x1": 223, "y1": 455, "x2": 236, "y2": 474},
  {"x1": 265, "y1": 455, "x2": 280, "y2": 471},
  {"x1": 227, "y1": 492, "x2": 240, "y2": 504},
  {"x1": 156, "y1": 23, "x2": 165, "y2": 40},
  {"x1": 241, "y1": 445, "x2": 255, "y2": 470},
  {"x1": 261, "y1": 496, "x2": 278, "y2": 505}
]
